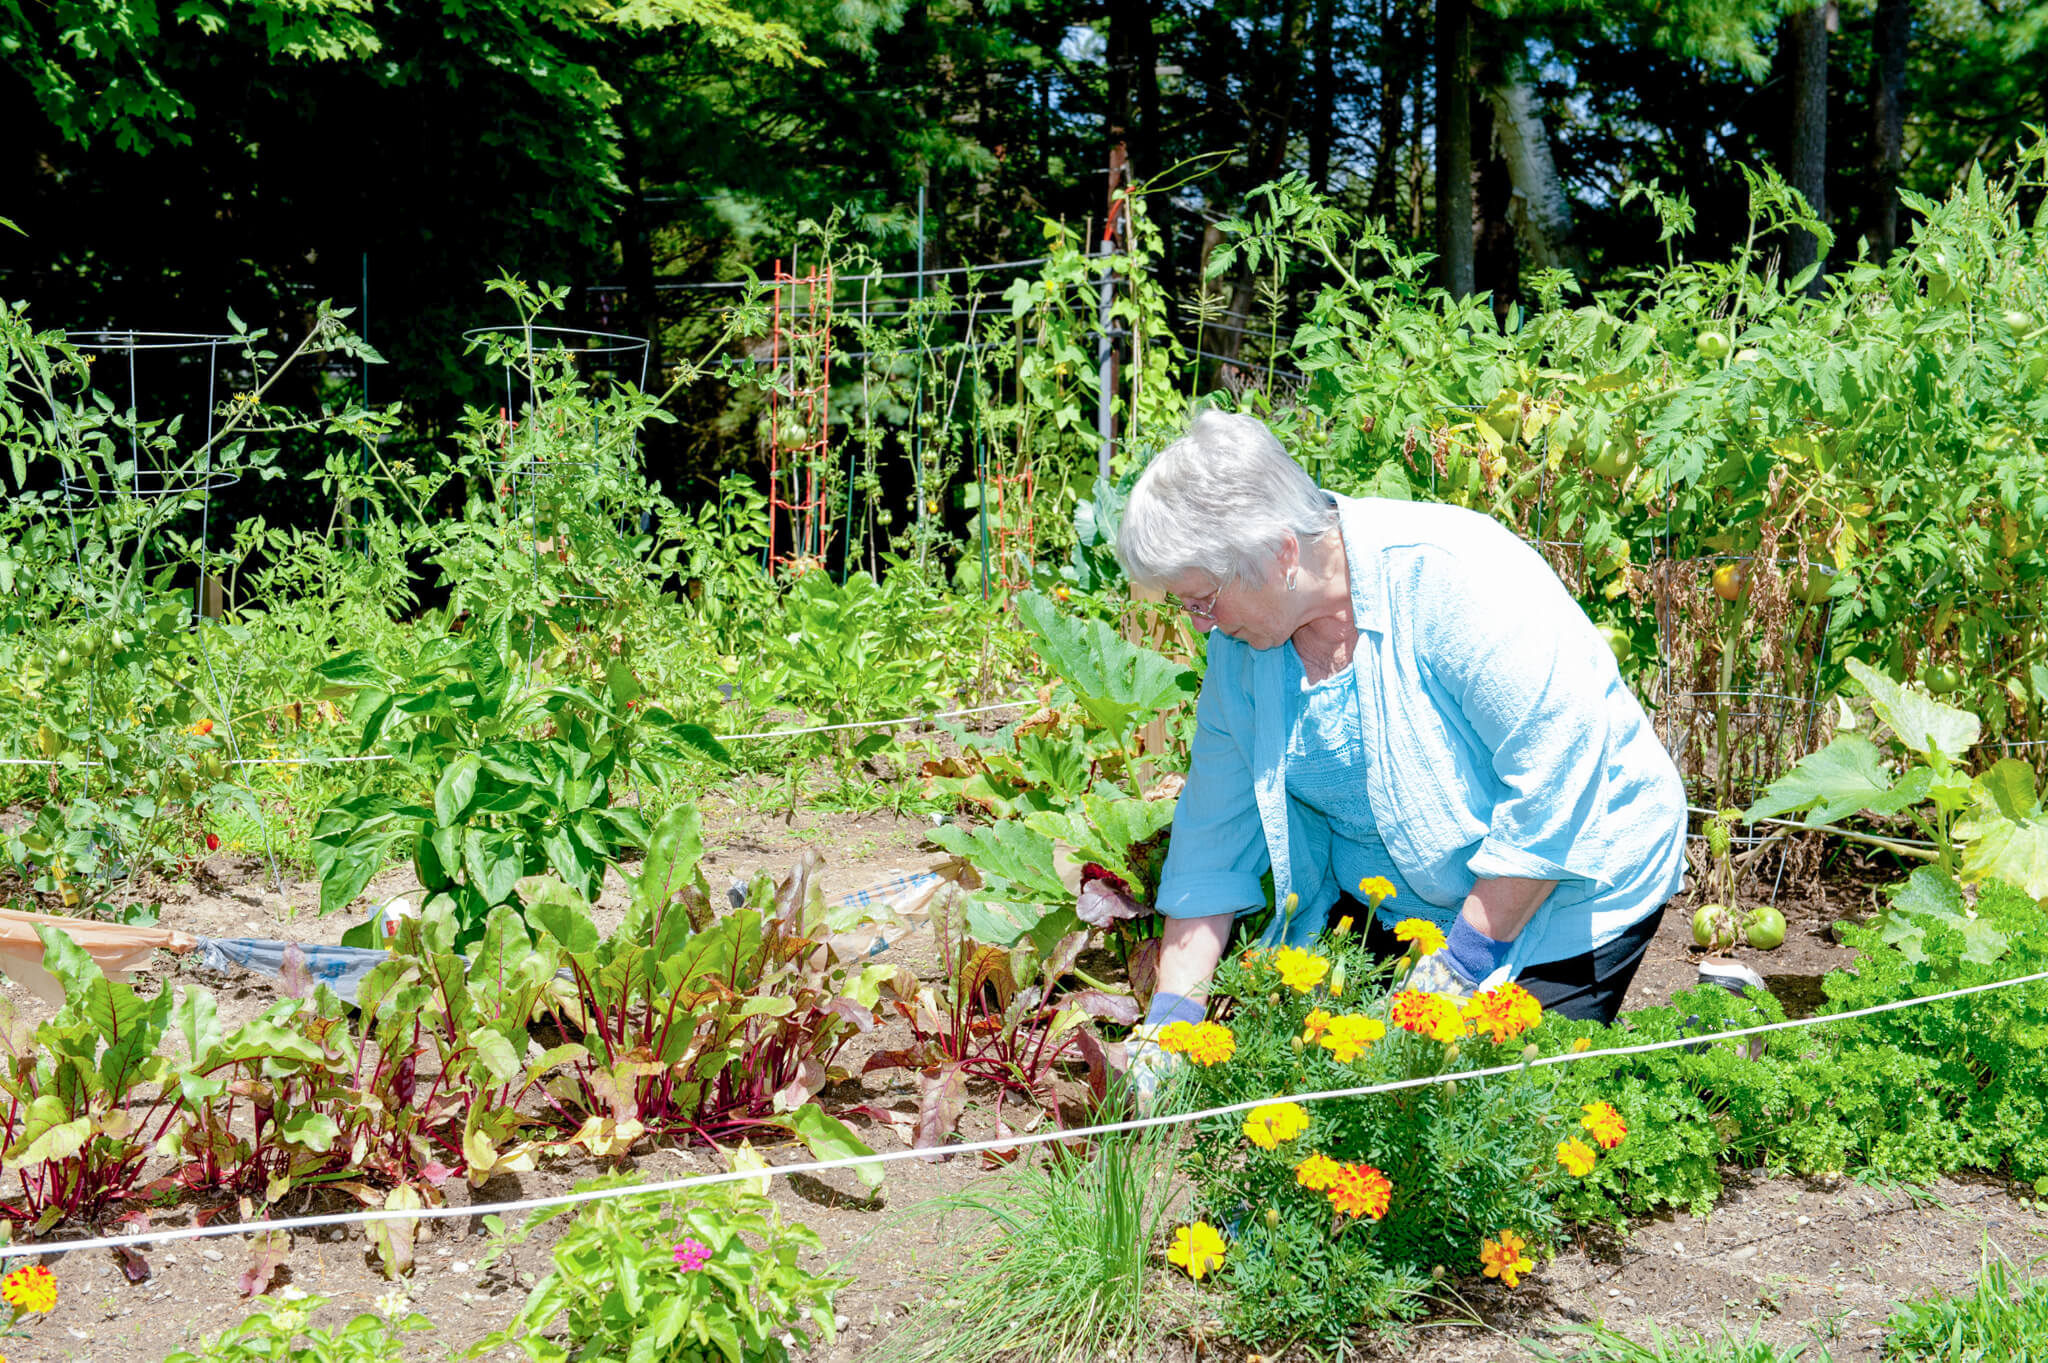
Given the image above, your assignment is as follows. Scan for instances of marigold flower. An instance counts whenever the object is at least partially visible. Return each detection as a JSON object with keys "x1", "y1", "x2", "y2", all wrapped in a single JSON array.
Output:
[
  {"x1": 1294, "y1": 1153, "x2": 1342, "y2": 1191},
  {"x1": 1480, "y1": 1231, "x2": 1534, "y2": 1288},
  {"x1": 672, "y1": 1237, "x2": 711, "y2": 1272},
  {"x1": 1157, "y1": 1020, "x2": 1236, "y2": 1066},
  {"x1": 1556, "y1": 1137, "x2": 1597, "y2": 1177},
  {"x1": 1301, "y1": 1007, "x2": 1333, "y2": 1041},
  {"x1": 1270, "y1": 946, "x2": 1330, "y2": 993},
  {"x1": 1390, "y1": 990, "x2": 1466, "y2": 1044},
  {"x1": 1327, "y1": 1163, "x2": 1392, "y2": 1220},
  {"x1": 1316, "y1": 1013, "x2": 1387, "y2": 1064},
  {"x1": 1461, "y1": 982, "x2": 1543, "y2": 1044},
  {"x1": 1356, "y1": 876, "x2": 1398, "y2": 907},
  {"x1": 1166, "y1": 1222, "x2": 1227, "y2": 1281},
  {"x1": 1392, "y1": 917, "x2": 1447, "y2": 957},
  {"x1": 1581, "y1": 1101, "x2": 1628, "y2": 1150},
  {"x1": 1, "y1": 1263, "x2": 56, "y2": 1314},
  {"x1": 1242, "y1": 1102, "x2": 1310, "y2": 1150},
  {"x1": 1571, "y1": 1036, "x2": 1593, "y2": 1053}
]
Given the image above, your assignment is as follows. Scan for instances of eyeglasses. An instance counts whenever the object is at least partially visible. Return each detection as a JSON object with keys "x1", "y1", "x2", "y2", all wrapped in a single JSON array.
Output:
[{"x1": 1173, "y1": 581, "x2": 1227, "y2": 620}]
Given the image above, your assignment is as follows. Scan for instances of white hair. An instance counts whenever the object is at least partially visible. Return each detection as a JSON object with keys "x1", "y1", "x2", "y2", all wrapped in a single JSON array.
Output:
[{"x1": 1116, "y1": 410, "x2": 1337, "y2": 590}]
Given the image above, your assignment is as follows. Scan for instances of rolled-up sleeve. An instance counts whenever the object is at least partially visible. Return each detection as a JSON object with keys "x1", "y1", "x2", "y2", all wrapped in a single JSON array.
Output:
[
  {"x1": 1155, "y1": 671, "x2": 1270, "y2": 918},
  {"x1": 1411, "y1": 548, "x2": 1620, "y2": 892}
]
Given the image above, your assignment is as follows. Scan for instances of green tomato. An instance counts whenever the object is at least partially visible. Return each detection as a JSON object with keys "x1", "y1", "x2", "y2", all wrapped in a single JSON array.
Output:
[
  {"x1": 1590, "y1": 437, "x2": 1638, "y2": 479},
  {"x1": 1742, "y1": 905, "x2": 1787, "y2": 951},
  {"x1": 1923, "y1": 663, "x2": 1963, "y2": 695},
  {"x1": 1792, "y1": 564, "x2": 1837, "y2": 606},
  {"x1": 1692, "y1": 904, "x2": 1736, "y2": 951},
  {"x1": 1696, "y1": 331, "x2": 1731, "y2": 361},
  {"x1": 1595, "y1": 624, "x2": 1631, "y2": 668}
]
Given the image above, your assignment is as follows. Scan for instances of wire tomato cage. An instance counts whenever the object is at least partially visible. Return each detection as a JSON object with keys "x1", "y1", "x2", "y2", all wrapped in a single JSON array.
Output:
[{"x1": 47, "y1": 330, "x2": 286, "y2": 892}]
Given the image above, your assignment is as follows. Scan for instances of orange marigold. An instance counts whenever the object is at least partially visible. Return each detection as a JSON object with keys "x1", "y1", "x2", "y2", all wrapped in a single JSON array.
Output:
[
  {"x1": 1556, "y1": 1137, "x2": 1597, "y2": 1177},
  {"x1": 1294, "y1": 1153, "x2": 1343, "y2": 1192},
  {"x1": 1, "y1": 1263, "x2": 55, "y2": 1314},
  {"x1": 1157, "y1": 1020, "x2": 1236, "y2": 1067},
  {"x1": 1326, "y1": 1163, "x2": 1393, "y2": 1220},
  {"x1": 1390, "y1": 990, "x2": 1466, "y2": 1044},
  {"x1": 1301, "y1": 1007, "x2": 1334, "y2": 1041},
  {"x1": 1461, "y1": 982, "x2": 1543, "y2": 1045},
  {"x1": 1480, "y1": 1230, "x2": 1534, "y2": 1288},
  {"x1": 1581, "y1": 1101, "x2": 1628, "y2": 1150}
]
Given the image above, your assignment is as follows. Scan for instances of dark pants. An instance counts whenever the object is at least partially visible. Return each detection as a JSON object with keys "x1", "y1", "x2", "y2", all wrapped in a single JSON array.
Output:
[{"x1": 1344, "y1": 893, "x2": 1665, "y2": 1025}]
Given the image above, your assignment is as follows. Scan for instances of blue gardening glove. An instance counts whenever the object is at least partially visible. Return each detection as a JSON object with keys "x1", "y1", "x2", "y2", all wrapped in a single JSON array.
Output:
[{"x1": 1407, "y1": 917, "x2": 1514, "y2": 1000}]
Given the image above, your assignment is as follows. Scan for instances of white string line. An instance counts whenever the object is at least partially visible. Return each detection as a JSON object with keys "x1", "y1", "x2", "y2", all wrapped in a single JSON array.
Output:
[
  {"x1": 20, "y1": 965, "x2": 2048, "y2": 1260},
  {"x1": 0, "y1": 699, "x2": 1038, "y2": 771},
  {"x1": 1683, "y1": 803, "x2": 1940, "y2": 851}
]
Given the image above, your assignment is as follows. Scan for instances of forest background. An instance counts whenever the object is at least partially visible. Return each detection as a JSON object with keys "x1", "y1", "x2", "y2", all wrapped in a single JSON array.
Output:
[{"x1": 2, "y1": 0, "x2": 2044, "y2": 522}]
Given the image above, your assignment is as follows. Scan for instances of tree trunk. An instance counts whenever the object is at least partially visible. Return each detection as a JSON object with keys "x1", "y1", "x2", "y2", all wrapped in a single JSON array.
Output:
[
  {"x1": 1783, "y1": 2, "x2": 1829, "y2": 291},
  {"x1": 1368, "y1": 0, "x2": 1409, "y2": 221},
  {"x1": 1434, "y1": 0, "x2": 1475, "y2": 297},
  {"x1": 1471, "y1": 88, "x2": 1518, "y2": 312},
  {"x1": 1487, "y1": 74, "x2": 1587, "y2": 276},
  {"x1": 1870, "y1": 0, "x2": 1909, "y2": 260},
  {"x1": 1308, "y1": 0, "x2": 1339, "y2": 192},
  {"x1": 618, "y1": 133, "x2": 662, "y2": 396}
]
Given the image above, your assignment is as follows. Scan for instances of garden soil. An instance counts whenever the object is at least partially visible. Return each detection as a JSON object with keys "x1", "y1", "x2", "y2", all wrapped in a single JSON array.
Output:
[{"x1": 8, "y1": 810, "x2": 2023, "y2": 1363}]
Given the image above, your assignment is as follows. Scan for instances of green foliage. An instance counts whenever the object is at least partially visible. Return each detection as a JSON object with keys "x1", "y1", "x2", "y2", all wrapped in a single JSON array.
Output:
[
  {"x1": 473, "y1": 1172, "x2": 843, "y2": 1363},
  {"x1": 1524, "y1": 1323, "x2": 1821, "y2": 1363},
  {"x1": 1013, "y1": 590, "x2": 1196, "y2": 760},
  {"x1": 1881, "y1": 1252, "x2": 2048, "y2": 1361},
  {"x1": 1166, "y1": 936, "x2": 1561, "y2": 1351},
  {"x1": 1549, "y1": 878, "x2": 2048, "y2": 1229},
  {"x1": 889, "y1": 1122, "x2": 1188, "y2": 1363},
  {"x1": 163, "y1": 1293, "x2": 442, "y2": 1363}
]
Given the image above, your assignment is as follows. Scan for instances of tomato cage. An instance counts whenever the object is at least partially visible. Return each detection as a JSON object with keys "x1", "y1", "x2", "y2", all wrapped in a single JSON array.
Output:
[
  {"x1": 49, "y1": 329, "x2": 285, "y2": 891},
  {"x1": 764, "y1": 262, "x2": 834, "y2": 574},
  {"x1": 462, "y1": 325, "x2": 653, "y2": 663}
]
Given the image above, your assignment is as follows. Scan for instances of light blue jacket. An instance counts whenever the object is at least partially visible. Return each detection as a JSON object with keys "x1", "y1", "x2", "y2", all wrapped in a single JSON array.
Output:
[{"x1": 1155, "y1": 494, "x2": 1686, "y2": 971}]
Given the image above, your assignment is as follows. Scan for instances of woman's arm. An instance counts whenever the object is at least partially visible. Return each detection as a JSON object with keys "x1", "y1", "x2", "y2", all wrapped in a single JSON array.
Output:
[
  {"x1": 1460, "y1": 875, "x2": 1556, "y2": 943},
  {"x1": 1156, "y1": 912, "x2": 1234, "y2": 1002}
]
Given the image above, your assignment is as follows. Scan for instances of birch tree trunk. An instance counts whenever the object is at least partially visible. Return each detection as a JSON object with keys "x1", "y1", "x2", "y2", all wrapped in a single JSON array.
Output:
[{"x1": 1486, "y1": 75, "x2": 1588, "y2": 277}]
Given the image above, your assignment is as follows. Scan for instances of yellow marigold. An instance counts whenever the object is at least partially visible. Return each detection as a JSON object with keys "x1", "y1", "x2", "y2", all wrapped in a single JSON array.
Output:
[
  {"x1": 1480, "y1": 1231, "x2": 1534, "y2": 1288},
  {"x1": 1301, "y1": 1007, "x2": 1334, "y2": 1041},
  {"x1": 1270, "y1": 946, "x2": 1330, "y2": 994},
  {"x1": 1356, "y1": 876, "x2": 1398, "y2": 907},
  {"x1": 1571, "y1": 1036, "x2": 1593, "y2": 1053},
  {"x1": 1582, "y1": 1101, "x2": 1627, "y2": 1150},
  {"x1": 1166, "y1": 1222, "x2": 1227, "y2": 1281},
  {"x1": 1461, "y1": 982, "x2": 1544, "y2": 1045},
  {"x1": 1316, "y1": 1013, "x2": 1387, "y2": 1064},
  {"x1": 1556, "y1": 1137, "x2": 1598, "y2": 1177},
  {"x1": 1327, "y1": 1163, "x2": 1392, "y2": 1220},
  {"x1": 1390, "y1": 990, "x2": 1466, "y2": 1044},
  {"x1": 1158, "y1": 1020, "x2": 1236, "y2": 1066},
  {"x1": 1392, "y1": 917, "x2": 1447, "y2": 957},
  {"x1": 1243, "y1": 1102, "x2": 1311, "y2": 1150},
  {"x1": 1294, "y1": 1153, "x2": 1343, "y2": 1191},
  {"x1": 1, "y1": 1263, "x2": 56, "y2": 1314}
]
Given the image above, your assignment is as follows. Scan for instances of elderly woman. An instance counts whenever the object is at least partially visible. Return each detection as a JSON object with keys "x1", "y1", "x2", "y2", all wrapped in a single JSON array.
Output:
[{"x1": 1115, "y1": 410, "x2": 1686, "y2": 1047}]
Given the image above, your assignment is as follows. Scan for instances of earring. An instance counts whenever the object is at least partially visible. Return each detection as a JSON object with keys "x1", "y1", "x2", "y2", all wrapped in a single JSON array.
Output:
[{"x1": 1284, "y1": 567, "x2": 1299, "y2": 592}]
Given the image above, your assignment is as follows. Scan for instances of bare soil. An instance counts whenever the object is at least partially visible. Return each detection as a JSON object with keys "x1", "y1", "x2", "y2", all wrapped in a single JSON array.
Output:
[{"x1": 10, "y1": 810, "x2": 2028, "y2": 1363}]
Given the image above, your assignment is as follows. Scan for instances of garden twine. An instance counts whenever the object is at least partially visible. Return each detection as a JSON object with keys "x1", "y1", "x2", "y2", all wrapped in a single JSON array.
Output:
[
  {"x1": 17, "y1": 964, "x2": 2048, "y2": 1260},
  {"x1": 0, "y1": 697, "x2": 1034, "y2": 770}
]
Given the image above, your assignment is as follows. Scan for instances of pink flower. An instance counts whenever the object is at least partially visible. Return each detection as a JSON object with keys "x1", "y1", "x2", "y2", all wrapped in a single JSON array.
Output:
[{"x1": 673, "y1": 1237, "x2": 711, "y2": 1272}]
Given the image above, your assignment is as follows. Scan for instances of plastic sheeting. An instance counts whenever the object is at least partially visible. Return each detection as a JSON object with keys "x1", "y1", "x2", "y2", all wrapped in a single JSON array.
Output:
[{"x1": 0, "y1": 909, "x2": 197, "y2": 1007}]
